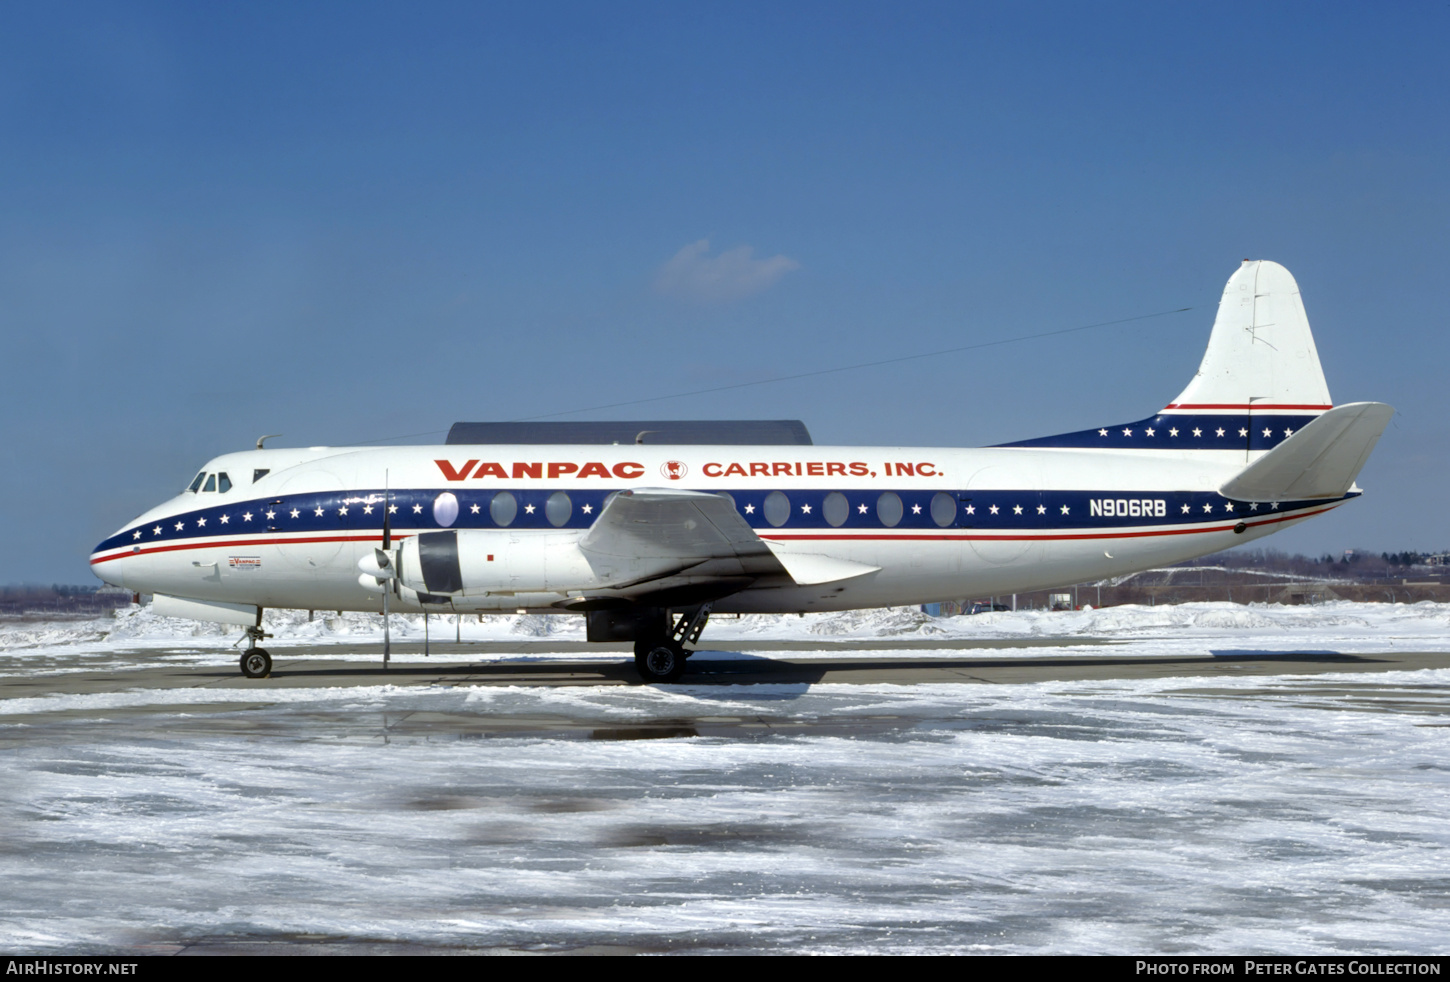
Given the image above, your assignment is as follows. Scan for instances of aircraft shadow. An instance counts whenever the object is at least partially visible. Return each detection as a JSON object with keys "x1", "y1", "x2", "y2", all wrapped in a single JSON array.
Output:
[{"x1": 253, "y1": 649, "x2": 1388, "y2": 687}]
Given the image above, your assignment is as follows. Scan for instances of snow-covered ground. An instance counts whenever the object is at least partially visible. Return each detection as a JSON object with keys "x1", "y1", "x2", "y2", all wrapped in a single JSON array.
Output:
[
  {"x1": 4, "y1": 600, "x2": 1450, "y2": 675},
  {"x1": 2, "y1": 602, "x2": 1448, "y2": 954}
]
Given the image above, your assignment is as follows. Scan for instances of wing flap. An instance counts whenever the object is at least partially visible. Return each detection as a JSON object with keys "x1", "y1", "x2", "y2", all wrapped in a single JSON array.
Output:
[
  {"x1": 762, "y1": 541, "x2": 882, "y2": 585},
  {"x1": 1219, "y1": 401, "x2": 1394, "y2": 501}
]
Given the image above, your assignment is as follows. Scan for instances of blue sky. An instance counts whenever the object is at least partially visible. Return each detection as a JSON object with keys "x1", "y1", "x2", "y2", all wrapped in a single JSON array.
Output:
[{"x1": 2, "y1": 1, "x2": 1446, "y2": 583}]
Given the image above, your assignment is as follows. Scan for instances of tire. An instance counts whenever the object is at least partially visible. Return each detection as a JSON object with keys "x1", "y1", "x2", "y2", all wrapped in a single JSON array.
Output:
[
  {"x1": 634, "y1": 644, "x2": 686, "y2": 683},
  {"x1": 240, "y1": 648, "x2": 272, "y2": 679}
]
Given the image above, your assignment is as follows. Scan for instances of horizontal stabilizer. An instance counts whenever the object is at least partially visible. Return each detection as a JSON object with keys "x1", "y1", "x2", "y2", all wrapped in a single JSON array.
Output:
[
  {"x1": 763, "y1": 542, "x2": 882, "y2": 585},
  {"x1": 1219, "y1": 402, "x2": 1394, "y2": 502}
]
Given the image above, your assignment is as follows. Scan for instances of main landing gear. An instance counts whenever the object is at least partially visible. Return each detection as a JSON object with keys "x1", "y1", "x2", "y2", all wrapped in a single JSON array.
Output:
[
  {"x1": 633, "y1": 604, "x2": 712, "y2": 684},
  {"x1": 239, "y1": 624, "x2": 272, "y2": 679}
]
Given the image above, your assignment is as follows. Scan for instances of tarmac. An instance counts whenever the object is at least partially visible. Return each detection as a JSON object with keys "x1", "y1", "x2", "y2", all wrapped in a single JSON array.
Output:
[{"x1": 4, "y1": 638, "x2": 1448, "y2": 739}]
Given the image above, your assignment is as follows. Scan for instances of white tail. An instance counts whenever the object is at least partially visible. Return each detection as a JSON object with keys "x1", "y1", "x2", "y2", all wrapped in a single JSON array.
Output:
[{"x1": 1168, "y1": 260, "x2": 1332, "y2": 412}]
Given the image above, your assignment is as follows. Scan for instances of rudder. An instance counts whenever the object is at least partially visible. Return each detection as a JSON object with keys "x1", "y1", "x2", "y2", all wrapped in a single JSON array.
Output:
[{"x1": 1168, "y1": 260, "x2": 1332, "y2": 412}]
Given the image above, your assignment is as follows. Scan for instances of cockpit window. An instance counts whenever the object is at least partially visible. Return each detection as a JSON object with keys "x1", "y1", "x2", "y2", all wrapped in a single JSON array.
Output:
[
  {"x1": 203, "y1": 474, "x2": 216, "y2": 493},
  {"x1": 188, "y1": 471, "x2": 206, "y2": 493},
  {"x1": 253, "y1": 469, "x2": 269, "y2": 483},
  {"x1": 217, "y1": 472, "x2": 231, "y2": 493}
]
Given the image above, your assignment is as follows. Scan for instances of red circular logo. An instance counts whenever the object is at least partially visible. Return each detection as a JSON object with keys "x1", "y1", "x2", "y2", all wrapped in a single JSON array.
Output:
[{"x1": 661, "y1": 460, "x2": 688, "y2": 480}]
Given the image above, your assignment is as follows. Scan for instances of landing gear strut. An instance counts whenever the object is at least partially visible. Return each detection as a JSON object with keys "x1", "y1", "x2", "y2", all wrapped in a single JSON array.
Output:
[
  {"x1": 632, "y1": 604, "x2": 711, "y2": 684},
  {"x1": 239, "y1": 624, "x2": 272, "y2": 679}
]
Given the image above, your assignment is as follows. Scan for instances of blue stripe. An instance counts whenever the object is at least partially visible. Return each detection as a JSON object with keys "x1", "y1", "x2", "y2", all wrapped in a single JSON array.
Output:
[
  {"x1": 996, "y1": 413, "x2": 1322, "y2": 451},
  {"x1": 96, "y1": 487, "x2": 1354, "y2": 553}
]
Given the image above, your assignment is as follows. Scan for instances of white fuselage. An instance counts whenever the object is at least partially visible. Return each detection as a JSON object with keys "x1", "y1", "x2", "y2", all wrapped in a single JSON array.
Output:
[{"x1": 89, "y1": 438, "x2": 1344, "y2": 615}]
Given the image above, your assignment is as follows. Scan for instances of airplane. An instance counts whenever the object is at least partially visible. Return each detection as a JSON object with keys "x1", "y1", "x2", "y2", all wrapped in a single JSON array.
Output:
[{"x1": 89, "y1": 260, "x2": 1394, "y2": 683}]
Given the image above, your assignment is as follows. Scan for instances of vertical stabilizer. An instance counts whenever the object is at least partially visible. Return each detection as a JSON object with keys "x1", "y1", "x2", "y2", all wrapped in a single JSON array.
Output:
[
  {"x1": 998, "y1": 261, "x2": 1337, "y2": 458},
  {"x1": 1168, "y1": 260, "x2": 1332, "y2": 411}
]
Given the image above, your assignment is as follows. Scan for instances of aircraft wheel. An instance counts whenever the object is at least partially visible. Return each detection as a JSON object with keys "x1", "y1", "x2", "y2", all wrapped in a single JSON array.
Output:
[
  {"x1": 634, "y1": 644, "x2": 686, "y2": 684},
  {"x1": 240, "y1": 648, "x2": 272, "y2": 679}
]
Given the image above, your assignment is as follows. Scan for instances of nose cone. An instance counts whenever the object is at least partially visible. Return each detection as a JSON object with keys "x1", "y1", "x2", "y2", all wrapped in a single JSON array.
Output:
[{"x1": 90, "y1": 528, "x2": 131, "y2": 589}]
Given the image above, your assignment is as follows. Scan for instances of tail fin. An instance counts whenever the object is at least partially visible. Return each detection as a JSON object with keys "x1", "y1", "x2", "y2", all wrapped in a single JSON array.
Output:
[
  {"x1": 999, "y1": 260, "x2": 1336, "y2": 458},
  {"x1": 1168, "y1": 260, "x2": 1332, "y2": 412}
]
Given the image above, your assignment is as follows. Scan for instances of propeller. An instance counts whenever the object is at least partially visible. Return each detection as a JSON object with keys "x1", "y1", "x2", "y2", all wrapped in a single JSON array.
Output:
[{"x1": 381, "y1": 473, "x2": 391, "y2": 668}]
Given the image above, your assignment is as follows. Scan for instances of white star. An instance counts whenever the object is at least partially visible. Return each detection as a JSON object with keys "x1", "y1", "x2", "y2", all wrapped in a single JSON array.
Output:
[
  {"x1": 219, "y1": 514, "x2": 229, "y2": 524},
  {"x1": 1224, "y1": 502, "x2": 1234, "y2": 512},
  {"x1": 965, "y1": 505, "x2": 975, "y2": 515},
  {"x1": 175, "y1": 521, "x2": 185, "y2": 531},
  {"x1": 153, "y1": 525, "x2": 163, "y2": 535},
  {"x1": 469, "y1": 503, "x2": 480, "y2": 514},
  {"x1": 801, "y1": 504, "x2": 812, "y2": 514},
  {"x1": 1263, "y1": 428, "x2": 1272, "y2": 437},
  {"x1": 242, "y1": 513, "x2": 252, "y2": 522},
  {"x1": 1203, "y1": 503, "x2": 1213, "y2": 513},
  {"x1": 314, "y1": 507, "x2": 324, "y2": 516},
  {"x1": 1036, "y1": 504, "x2": 1046, "y2": 514},
  {"x1": 1271, "y1": 501, "x2": 1280, "y2": 510},
  {"x1": 133, "y1": 530, "x2": 142, "y2": 539},
  {"x1": 1145, "y1": 427, "x2": 1155, "y2": 437},
  {"x1": 524, "y1": 504, "x2": 535, "y2": 514},
  {"x1": 338, "y1": 506, "x2": 348, "y2": 516},
  {"x1": 412, "y1": 504, "x2": 423, "y2": 514},
  {"x1": 744, "y1": 503, "x2": 755, "y2": 514},
  {"x1": 989, "y1": 505, "x2": 999, "y2": 515},
  {"x1": 1013, "y1": 505, "x2": 1023, "y2": 515},
  {"x1": 1181, "y1": 504, "x2": 1190, "y2": 514},
  {"x1": 197, "y1": 517, "x2": 206, "y2": 527},
  {"x1": 1191, "y1": 428, "x2": 1202, "y2": 437},
  {"x1": 290, "y1": 509, "x2": 300, "y2": 518},
  {"x1": 1061, "y1": 505, "x2": 1070, "y2": 514},
  {"x1": 1216, "y1": 428, "x2": 1225, "y2": 437},
  {"x1": 1239, "y1": 428, "x2": 1248, "y2": 437},
  {"x1": 1099, "y1": 429, "x2": 1109, "y2": 437},
  {"x1": 1249, "y1": 502, "x2": 1259, "y2": 511},
  {"x1": 1283, "y1": 428, "x2": 1293, "y2": 437},
  {"x1": 388, "y1": 505, "x2": 398, "y2": 514},
  {"x1": 363, "y1": 504, "x2": 374, "y2": 515},
  {"x1": 581, "y1": 503, "x2": 593, "y2": 514},
  {"x1": 911, "y1": 504, "x2": 922, "y2": 514},
  {"x1": 266, "y1": 510, "x2": 276, "y2": 520},
  {"x1": 1122, "y1": 428, "x2": 1133, "y2": 437},
  {"x1": 1169, "y1": 428, "x2": 1179, "y2": 437},
  {"x1": 858, "y1": 503, "x2": 868, "y2": 514}
]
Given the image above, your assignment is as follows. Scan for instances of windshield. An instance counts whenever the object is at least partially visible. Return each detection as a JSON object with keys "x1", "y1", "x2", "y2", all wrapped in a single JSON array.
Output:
[{"x1": 187, "y1": 471, "x2": 206, "y2": 493}]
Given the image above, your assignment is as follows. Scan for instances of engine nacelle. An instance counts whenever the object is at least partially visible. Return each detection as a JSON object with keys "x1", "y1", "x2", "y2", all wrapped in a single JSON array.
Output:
[{"x1": 398, "y1": 529, "x2": 598, "y2": 596}]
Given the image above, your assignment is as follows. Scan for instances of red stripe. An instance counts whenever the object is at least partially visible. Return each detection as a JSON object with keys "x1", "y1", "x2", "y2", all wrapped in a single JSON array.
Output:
[
  {"x1": 761, "y1": 506, "x2": 1336, "y2": 543},
  {"x1": 90, "y1": 533, "x2": 413, "y2": 565},
  {"x1": 1164, "y1": 403, "x2": 1332, "y2": 411}
]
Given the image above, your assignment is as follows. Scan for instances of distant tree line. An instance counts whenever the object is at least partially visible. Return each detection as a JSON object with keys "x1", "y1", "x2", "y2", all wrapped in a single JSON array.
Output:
[{"x1": 1194, "y1": 547, "x2": 1447, "y2": 579}]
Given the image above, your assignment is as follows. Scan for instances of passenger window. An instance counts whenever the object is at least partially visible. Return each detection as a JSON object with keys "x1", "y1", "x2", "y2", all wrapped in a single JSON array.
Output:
[
  {"x1": 930, "y1": 491, "x2": 956, "y2": 527},
  {"x1": 876, "y1": 491, "x2": 903, "y2": 527},
  {"x1": 489, "y1": 491, "x2": 518, "y2": 527},
  {"x1": 188, "y1": 472, "x2": 206, "y2": 493},
  {"x1": 546, "y1": 491, "x2": 572, "y2": 527},
  {"x1": 202, "y1": 474, "x2": 216, "y2": 493},
  {"x1": 823, "y1": 492, "x2": 849, "y2": 528},
  {"x1": 217, "y1": 473, "x2": 231, "y2": 493},
  {"x1": 764, "y1": 491, "x2": 791, "y2": 527}
]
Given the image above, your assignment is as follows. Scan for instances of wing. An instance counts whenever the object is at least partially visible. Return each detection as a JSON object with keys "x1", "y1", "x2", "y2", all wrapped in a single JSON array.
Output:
[{"x1": 560, "y1": 488, "x2": 879, "y2": 608}]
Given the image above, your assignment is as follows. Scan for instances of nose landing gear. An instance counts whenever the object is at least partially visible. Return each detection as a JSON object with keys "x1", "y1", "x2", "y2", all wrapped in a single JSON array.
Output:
[{"x1": 239, "y1": 624, "x2": 272, "y2": 678}]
